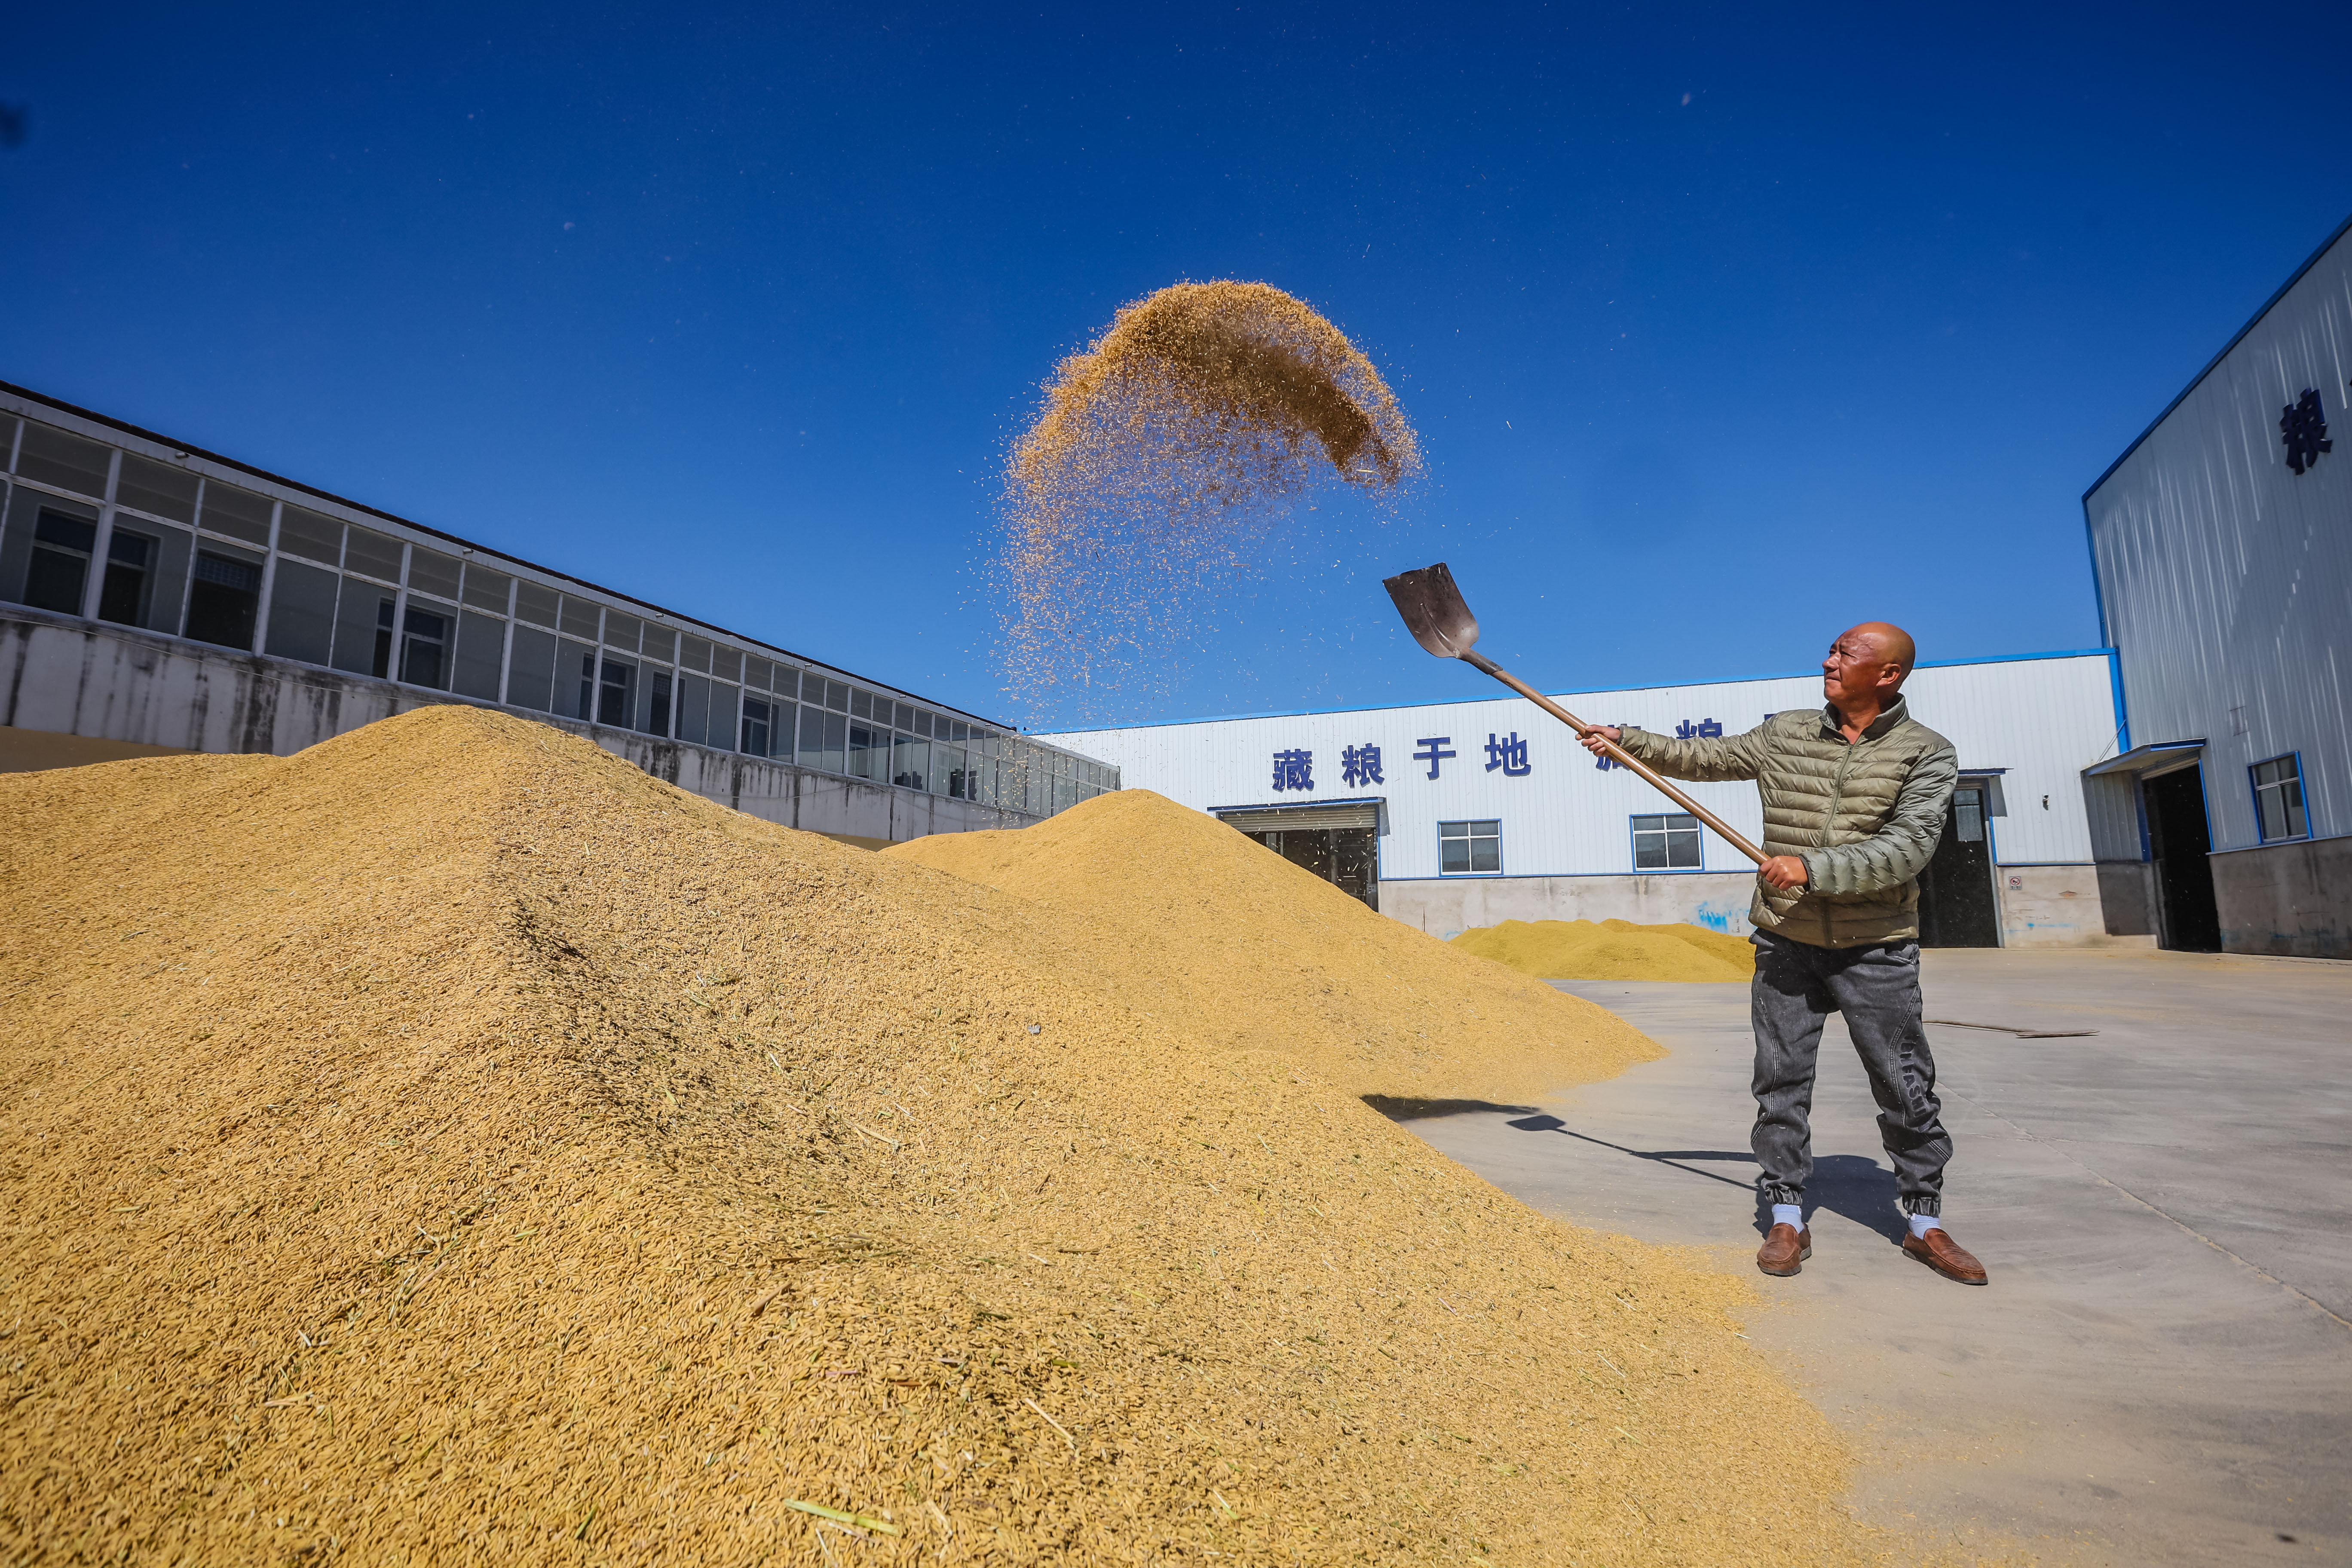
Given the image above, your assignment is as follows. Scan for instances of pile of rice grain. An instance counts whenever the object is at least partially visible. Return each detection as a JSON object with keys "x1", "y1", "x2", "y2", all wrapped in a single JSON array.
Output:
[
  {"x1": 1452, "y1": 919, "x2": 1760, "y2": 983},
  {"x1": 0, "y1": 708, "x2": 1878, "y2": 1565}
]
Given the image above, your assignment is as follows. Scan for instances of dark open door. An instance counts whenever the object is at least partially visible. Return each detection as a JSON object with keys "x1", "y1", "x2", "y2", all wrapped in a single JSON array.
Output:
[
  {"x1": 1917, "y1": 781, "x2": 2000, "y2": 947},
  {"x1": 2143, "y1": 765, "x2": 2220, "y2": 952},
  {"x1": 1243, "y1": 827, "x2": 1380, "y2": 912}
]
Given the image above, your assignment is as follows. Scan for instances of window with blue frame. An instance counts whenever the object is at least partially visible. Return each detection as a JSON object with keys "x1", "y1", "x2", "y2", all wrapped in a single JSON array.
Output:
[
  {"x1": 1438, "y1": 819, "x2": 1501, "y2": 875},
  {"x1": 2251, "y1": 754, "x2": 2307, "y2": 842},
  {"x1": 1631, "y1": 812, "x2": 1703, "y2": 870}
]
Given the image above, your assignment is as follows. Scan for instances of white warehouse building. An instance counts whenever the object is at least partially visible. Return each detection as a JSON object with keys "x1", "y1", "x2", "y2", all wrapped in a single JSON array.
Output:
[{"x1": 1041, "y1": 650, "x2": 2128, "y2": 948}]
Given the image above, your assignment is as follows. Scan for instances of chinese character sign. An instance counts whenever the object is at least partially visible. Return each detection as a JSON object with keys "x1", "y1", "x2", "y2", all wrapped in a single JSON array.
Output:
[
  {"x1": 1271, "y1": 748, "x2": 1314, "y2": 792},
  {"x1": 2282, "y1": 388, "x2": 2333, "y2": 476},
  {"x1": 1672, "y1": 718, "x2": 1725, "y2": 740},
  {"x1": 1483, "y1": 732, "x2": 1531, "y2": 777},
  {"x1": 1412, "y1": 737, "x2": 1457, "y2": 780},
  {"x1": 1341, "y1": 743, "x2": 1384, "y2": 788},
  {"x1": 1593, "y1": 723, "x2": 1626, "y2": 771}
]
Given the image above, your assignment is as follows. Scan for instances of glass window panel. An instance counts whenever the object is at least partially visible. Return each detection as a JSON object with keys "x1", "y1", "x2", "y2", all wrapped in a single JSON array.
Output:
[
  {"x1": 554, "y1": 643, "x2": 597, "y2": 720},
  {"x1": 645, "y1": 669, "x2": 674, "y2": 737},
  {"x1": 1666, "y1": 829, "x2": 1703, "y2": 866},
  {"x1": 1440, "y1": 838, "x2": 1471, "y2": 874},
  {"x1": 398, "y1": 604, "x2": 450, "y2": 688},
  {"x1": 603, "y1": 610, "x2": 642, "y2": 652},
  {"x1": 680, "y1": 634, "x2": 713, "y2": 674},
  {"x1": 739, "y1": 695, "x2": 771, "y2": 755},
  {"x1": 677, "y1": 672, "x2": 711, "y2": 744},
  {"x1": 138, "y1": 522, "x2": 192, "y2": 634},
  {"x1": 276, "y1": 505, "x2": 343, "y2": 565},
  {"x1": 892, "y1": 734, "x2": 930, "y2": 791},
  {"x1": 558, "y1": 594, "x2": 602, "y2": 641},
  {"x1": 596, "y1": 657, "x2": 634, "y2": 726},
  {"x1": 185, "y1": 545, "x2": 265, "y2": 650},
  {"x1": 642, "y1": 625, "x2": 677, "y2": 665},
  {"x1": 343, "y1": 526, "x2": 404, "y2": 582},
  {"x1": 198, "y1": 481, "x2": 274, "y2": 545},
  {"x1": 775, "y1": 667, "x2": 802, "y2": 702},
  {"x1": 711, "y1": 646, "x2": 742, "y2": 684},
  {"x1": 263, "y1": 558, "x2": 338, "y2": 665},
  {"x1": 937, "y1": 744, "x2": 968, "y2": 798},
  {"x1": 331, "y1": 578, "x2": 395, "y2": 677},
  {"x1": 848, "y1": 722, "x2": 886, "y2": 780},
  {"x1": 22, "y1": 507, "x2": 95, "y2": 613},
  {"x1": 461, "y1": 563, "x2": 512, "y2": 613},
  {"x1": 506, "y1": 624, "x2": 558, "y2": 712},
  {"x1": 822, "y1": 680, "x2": 847, "y2": 711},
  {"x1": 513, "y1": 580, "x2": 560, "y2": 627},
  {"x1": 115, "y1": 454, "x2": 200, "y2": 523},
  {"x1": 14, "y1": 422, "x2": 113, "y2": 497},
  {"x1": 452, "y1": 610, "x2": 505, "y2": 700},
  {"x1": 741, "y1": 655, "x2": 770, "y2": 691},
  {"x1": 105, "y1": 534, "x2": 157, "y2": 622},
  {"x1": 807, "y1": 708, "x2": 846, "y2": 774},
  {"x1": 407, "y1": 546, "x2": 461, "y2": 602},
  {"x1": 849, "y1": 689, "x2": 873, "y2": 720},
  {"x1": 1469, "y1": 837, "x2": 1501, "y2": 873}
]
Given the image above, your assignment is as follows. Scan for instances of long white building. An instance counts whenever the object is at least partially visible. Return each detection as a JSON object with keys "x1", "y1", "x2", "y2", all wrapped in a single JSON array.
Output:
[{"x1": 1041, "y1": 650, "x2": 2126, "y2": 948}]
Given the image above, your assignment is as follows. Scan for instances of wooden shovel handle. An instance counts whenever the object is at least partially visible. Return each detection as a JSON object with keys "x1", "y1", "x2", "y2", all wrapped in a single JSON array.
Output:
[{"x1": 1465, "y1": 652, "x2": 1769, "y2": 867}]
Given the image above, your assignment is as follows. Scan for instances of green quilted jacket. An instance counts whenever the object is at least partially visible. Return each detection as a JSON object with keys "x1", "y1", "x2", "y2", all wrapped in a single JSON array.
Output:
[{"x1": 1616, "y1": 695, "x2": 1959, "y2": 948}]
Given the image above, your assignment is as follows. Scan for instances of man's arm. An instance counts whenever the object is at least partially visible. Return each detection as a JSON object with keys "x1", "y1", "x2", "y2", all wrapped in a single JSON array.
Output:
[
  {"x1": 1594, "y1": 721, "x2": 1772, "y2": 783},
  {"x1": 1797, "y1": 741, "x2": 1958, "y2": 896}
]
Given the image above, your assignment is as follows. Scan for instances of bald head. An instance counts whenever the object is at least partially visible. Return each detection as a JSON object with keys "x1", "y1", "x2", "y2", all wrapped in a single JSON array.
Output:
[
  {"x1": 1847, "y1": 622, "x2": 1916, "y2": 679},
  {"x1": 1822, "y1": 622, "x2": 1916, "y2": 726}
]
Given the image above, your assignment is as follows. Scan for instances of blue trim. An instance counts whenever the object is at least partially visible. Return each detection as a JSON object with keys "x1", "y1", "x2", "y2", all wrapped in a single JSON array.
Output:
[
  {"x1": 1038, "y1": 649, "x2": 2122, "y2": 736},
  {"x1": 2082, "y1": 209, "x2": 2352, "y2": 503},
  {"x1": 2104, "y1": 648, "x2": 2129, "y2": 755}
]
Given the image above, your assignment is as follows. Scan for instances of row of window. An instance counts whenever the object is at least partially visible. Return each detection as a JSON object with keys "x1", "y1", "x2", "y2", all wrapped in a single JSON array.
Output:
[
  {"x1": 0, "y1": 412, "x2": 1117, "y2": 812},
  {"x1": 1435, "y1": 813, "x2": 1705, "y2": 876}
]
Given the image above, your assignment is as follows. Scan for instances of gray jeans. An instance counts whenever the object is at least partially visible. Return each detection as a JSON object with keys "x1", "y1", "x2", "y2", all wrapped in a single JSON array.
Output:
[{"x1": 1750, "y1": 929, "x2": 1950, "y2": 1217}]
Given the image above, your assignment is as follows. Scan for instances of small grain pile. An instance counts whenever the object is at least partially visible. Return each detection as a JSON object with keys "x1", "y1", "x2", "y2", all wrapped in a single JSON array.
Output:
[
  {"x1": 883, "y1": 790, "x2": 1654, "y2": 1106},
  {"x1": 0, "y1": 709, "x2": 1879, "y2": 1566},
  {"x1": 1451, "y1": 919, "x2": 1759, "y2": 983},
  {"x1": 997, "y1": 282, "x2": 1418, "y2": 726}
]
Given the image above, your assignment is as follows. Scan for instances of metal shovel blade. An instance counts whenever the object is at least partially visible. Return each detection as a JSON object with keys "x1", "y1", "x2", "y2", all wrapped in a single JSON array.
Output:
[{"x1": 1383, "y1": 562, "x2": 1481, "y2": 660}]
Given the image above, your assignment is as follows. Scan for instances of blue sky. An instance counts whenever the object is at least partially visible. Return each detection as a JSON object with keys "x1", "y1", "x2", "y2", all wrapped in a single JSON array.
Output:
[{"x1": 5, "y1": 4, "x2": 2348, "y2": 728}]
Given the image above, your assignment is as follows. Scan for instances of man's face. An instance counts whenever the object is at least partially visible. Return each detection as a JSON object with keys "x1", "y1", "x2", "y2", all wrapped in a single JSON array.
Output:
[{"x1": 1822, "y1": 628, "x2": 1896, "y2": 711}]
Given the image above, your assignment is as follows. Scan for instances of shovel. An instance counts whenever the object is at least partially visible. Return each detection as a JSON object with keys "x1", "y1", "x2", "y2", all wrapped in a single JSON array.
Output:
[{"x1": 1383, "y1": 562, "x2": 1766, "y2": 866}]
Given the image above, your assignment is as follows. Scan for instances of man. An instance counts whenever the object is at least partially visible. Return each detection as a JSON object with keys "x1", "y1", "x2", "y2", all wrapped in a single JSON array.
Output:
[{"x1": 1579, "y1": 624, "x2": 1987, "y2": 1285}]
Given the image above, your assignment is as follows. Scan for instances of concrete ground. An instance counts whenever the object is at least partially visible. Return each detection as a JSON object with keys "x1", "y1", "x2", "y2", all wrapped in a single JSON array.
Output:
[{"x1": 1392, "y1": 947, "x2": 2352, "y2": 1565}]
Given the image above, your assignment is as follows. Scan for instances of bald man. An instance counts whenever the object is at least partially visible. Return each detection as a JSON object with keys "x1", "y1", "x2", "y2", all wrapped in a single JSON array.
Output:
[{"x1": 1582, "y1": 624, "x2": 1986, "y2": 1285}]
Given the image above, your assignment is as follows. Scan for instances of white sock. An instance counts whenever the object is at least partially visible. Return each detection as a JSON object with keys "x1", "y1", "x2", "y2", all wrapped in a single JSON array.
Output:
[
  {"x1": 1771, "y1": 1203, "x2": 1803, "y2": 1231},
  {"x1": 1907, "y1": 1212, "x2": 1942, "y2": 1238}
]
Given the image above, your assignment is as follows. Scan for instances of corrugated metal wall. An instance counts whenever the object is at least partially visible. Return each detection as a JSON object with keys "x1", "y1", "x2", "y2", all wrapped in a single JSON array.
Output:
[
  {"x1": 1040, "y1": 653, "x2": 2119, "y2": 883},
  {"x1": 2085, "y1": 219, "x2": 2352, "y2": 854}
]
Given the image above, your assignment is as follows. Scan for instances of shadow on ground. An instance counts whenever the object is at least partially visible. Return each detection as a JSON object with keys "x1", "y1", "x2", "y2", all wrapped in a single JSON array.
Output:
[
  {"x1": 1362, "y1": 1096, "x2": 1538, "y2": 1122},
  {"x1": 1504, "y1": 1114, "x2": 1905, "y2": 1243}
]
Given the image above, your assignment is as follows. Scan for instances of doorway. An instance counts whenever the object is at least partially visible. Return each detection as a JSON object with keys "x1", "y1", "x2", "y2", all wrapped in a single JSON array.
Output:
[
  {"x1": 1917, "y1": 781, "x2": 2000, "y2": 946},
  {"x1": 1244, "y1": 827, "x2": 1380, "y2": 911},
  {"x1": 2142, "y1": 765, "x2": 2221, "y2": 952}
]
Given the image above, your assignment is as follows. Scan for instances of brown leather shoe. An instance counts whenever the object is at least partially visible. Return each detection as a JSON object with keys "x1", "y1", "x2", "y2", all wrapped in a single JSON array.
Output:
[
  {"x1": 1756, "y1": 1223, "x2": 1810, "y2": 1277},
  {"x1": 1902, "y1": 1225, "x2": 1988, "y2": 1284}
]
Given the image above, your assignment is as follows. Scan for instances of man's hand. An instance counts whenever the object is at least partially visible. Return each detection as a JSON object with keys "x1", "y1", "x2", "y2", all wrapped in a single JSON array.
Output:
[
  {"x1": 1577, "y1": 725, "x2": 1621, "y2": 758},
  {"x1": 1760, "y1": 855, "x2": 1810, "y2": 891}
]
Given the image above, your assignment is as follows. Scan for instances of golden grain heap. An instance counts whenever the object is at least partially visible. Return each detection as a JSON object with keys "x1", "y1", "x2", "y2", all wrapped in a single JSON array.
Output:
[
  {"x1": 1451, "y1": 919, "x2": 1761, "y2": 984},
  {"x1": 0, "y1": 708, "x2": 1880, "y2": 1566},
  {"x1": 997, "y1": 282, "x2": 1419, "y2": 725}
]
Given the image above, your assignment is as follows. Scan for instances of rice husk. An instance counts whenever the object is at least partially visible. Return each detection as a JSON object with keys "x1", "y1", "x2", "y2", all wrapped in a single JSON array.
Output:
[
  {"x1": 0, "y1": 708, "x2": 1878, "y2": 1565},
  {"x1": 1452, "y1": 919, "x2": 1760, "y2": 983}
]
